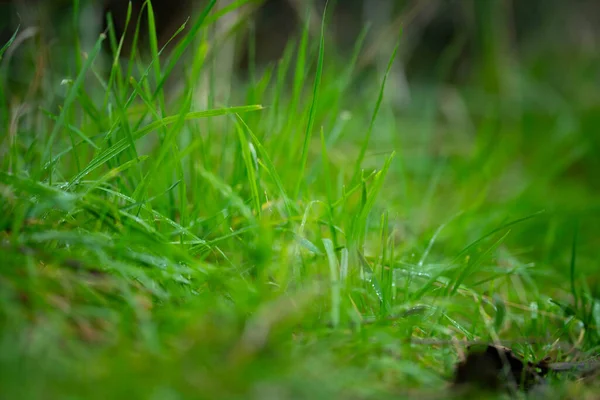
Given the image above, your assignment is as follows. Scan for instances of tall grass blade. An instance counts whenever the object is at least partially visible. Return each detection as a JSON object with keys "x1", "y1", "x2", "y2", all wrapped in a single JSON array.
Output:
[
  {"x1": 293, "y1": 1, "x2": 327, "y2": 199},
  {"x1": 351, "y1": 40, "x2": 399, "y2": 182}
]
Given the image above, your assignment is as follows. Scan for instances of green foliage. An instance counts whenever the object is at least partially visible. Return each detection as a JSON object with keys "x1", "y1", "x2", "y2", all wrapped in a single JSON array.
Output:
[{"x1": 1, "y1": 1, "x2": 599, "y2": 398}]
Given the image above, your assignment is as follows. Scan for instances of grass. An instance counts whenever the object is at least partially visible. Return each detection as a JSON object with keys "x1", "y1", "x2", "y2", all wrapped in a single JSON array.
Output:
[{"x1": 1, "y1": 1, "x2": 600, "y2": 399}]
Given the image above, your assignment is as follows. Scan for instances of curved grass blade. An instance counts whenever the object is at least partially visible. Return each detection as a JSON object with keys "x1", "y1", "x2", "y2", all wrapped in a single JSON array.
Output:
[
  {"x1": 234, "y1": 118, "x2": 262, "y2": 218},
  {"x1": 351, "y1": 40, "x2": 399, "y2": 183},
  {"x1": 66, "y1": 105, "x2": 262, "y2": 189},
  {"x1": 41, "y1": 32, "x2": 106, "y2": 179},
  {"x1": 235, "y1": 114, "x2": 294, "y2": 217},
  {"x1": 0, "y1": 25, "x2": 19, "y2": 61},
  {"x1": 293, "y1": 1, "x2": 327, "y2": 199},
  {"x1": 154, "y1": 0, "x2": 217, "y2": 97},
  {"x1": 412, "y1": 211, "x2": 544, "y2": 300}
]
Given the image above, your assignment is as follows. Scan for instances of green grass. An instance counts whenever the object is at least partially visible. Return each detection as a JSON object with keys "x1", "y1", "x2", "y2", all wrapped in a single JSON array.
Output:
[{"x1": 1, "y1": 2, "x2": 600, "y2": 399}]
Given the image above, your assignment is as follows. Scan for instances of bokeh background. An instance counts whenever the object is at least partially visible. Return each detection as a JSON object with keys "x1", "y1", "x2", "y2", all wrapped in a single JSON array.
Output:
[{"x1": 3, "y1": 0, "x2": 600, "y2": 88}]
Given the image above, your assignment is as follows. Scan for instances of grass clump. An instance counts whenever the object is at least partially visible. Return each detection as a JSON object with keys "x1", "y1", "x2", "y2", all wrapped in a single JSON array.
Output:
[{"x1": 1, "y1": 1, "x2": 599, "y2": 398}]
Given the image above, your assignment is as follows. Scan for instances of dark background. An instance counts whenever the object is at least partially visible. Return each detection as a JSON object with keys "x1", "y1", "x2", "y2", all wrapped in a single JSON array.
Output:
[{"x1": 2, "y1": 0, "x2": 600, "y2": 87}]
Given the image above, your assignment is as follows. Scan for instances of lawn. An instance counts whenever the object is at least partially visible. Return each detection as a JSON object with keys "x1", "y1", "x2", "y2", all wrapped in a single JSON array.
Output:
[{"x1": 1, "y1": 1, "x2": 599, "y2": 399}]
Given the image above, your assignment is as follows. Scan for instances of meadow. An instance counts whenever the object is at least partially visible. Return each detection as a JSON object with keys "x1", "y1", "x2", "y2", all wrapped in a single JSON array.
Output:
[{"x1": 1, "y1": 1, "x2": 599, "y2": 398}]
